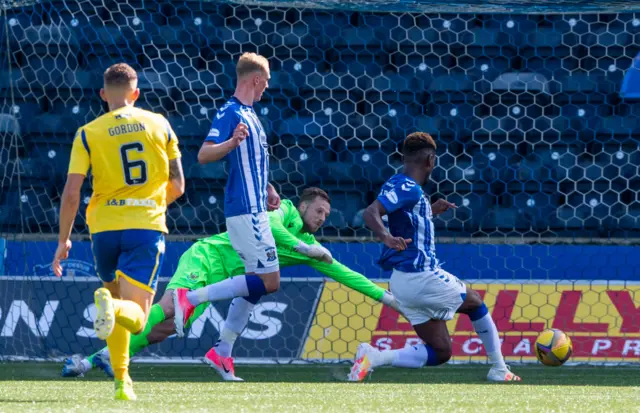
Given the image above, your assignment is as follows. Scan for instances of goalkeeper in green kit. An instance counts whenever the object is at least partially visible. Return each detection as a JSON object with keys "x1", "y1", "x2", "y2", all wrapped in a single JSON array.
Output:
[{"x1": 62, "y1": 187, "x2": 399, "y2": 381}]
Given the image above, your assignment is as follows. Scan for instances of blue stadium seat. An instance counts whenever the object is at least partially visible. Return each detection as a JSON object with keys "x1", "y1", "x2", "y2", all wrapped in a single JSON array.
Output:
[
  {"x1": 0, "y1": 191, "x2": 21, "y2": 229},
  {"x1": 329, "y1": 192, "x2": 365, "y2": 226},
  {"x1": 277, "y1": 115, "x2": 337, "y2": 139},
  {"x1": 268, "y1": 24, "x2": 317, "y2": 48},
  {"x1": 167, "y1": 116, "x2": 208, "y2": 139},
  {"x1": 371, "y1": 74, "x2": 418, "y2": 93},
  {"x1": 59, "y1": 70, "x2": 100, "y2": 90},
  {"x1": 81, "y1": 51, "x2": 137, "y2": 72},
  {"x1": 349, "y1": 114, "x2": 389, "y2": 139},
  {"x1": 270, "y1": 160, "x2": 307, "y2": 184},
  {"x1": 138, "y1": 70, "x2": 176, "y2": 92},
  {"x1": 324, "y1": 208, "x2": 347, "y2": 229},
  {"x1": 0, "y1": 114, "x2": 20, "y2": 135},
  {"x1": 491, "y1": 72, "x2": 550, "y2": 94},
  {"x1": 525, "y1": 28, "x2": 563, "y2": 48},
  {"x1": 21, "y1": 25, "x2": 77, "y2": 46},
  {"x1": 269, "y1": 71, "x2": 304, "y2": 93},
  {"x1": 413, "y1": 117, "x2": 443, "y2": 137},
  {"x1": 190, "y1": 159, "x2": 227, "y2": 181},
  {"x1": 341, "y1": 150, "x2": 397, "y2": 185},
  {"x1": 598, "y1": 117, "x2": 637, "y2": 137},
  {"x1": 559, "y1": 72, "x2": 599, "y2": 93},
  {"x1": 20, "y1": 186, "x2": 59, "y2": 231},
  {"x1": 429, "y1": 74, "x2": 476, "y2": 93}
]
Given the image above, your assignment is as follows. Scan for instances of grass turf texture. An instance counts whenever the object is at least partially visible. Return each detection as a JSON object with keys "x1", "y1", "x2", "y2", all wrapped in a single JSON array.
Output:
[{"x1": 0, "y1": 363, "x2": 638, "y2": 412}]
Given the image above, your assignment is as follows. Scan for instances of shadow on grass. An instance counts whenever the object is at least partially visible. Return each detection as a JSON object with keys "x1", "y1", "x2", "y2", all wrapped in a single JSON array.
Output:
[{"x1": 1, "y1": 363, "x2": 639, "y2": 387}]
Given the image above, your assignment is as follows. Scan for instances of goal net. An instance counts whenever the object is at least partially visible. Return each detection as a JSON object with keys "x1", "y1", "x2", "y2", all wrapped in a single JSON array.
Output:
[{"x1": 1, "y1": 0, "x2": 639, "y2": 365}]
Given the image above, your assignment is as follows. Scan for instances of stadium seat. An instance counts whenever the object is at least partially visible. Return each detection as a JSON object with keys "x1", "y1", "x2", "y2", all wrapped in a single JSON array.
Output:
[
  {"x1": 167, "y1": 115, "x2": 208, "y2": 140},
  {"x1": 0, "y1": 113, "x2": 20, "y2": 135},
  {"x1": 324, "y1": 208, "x2": 347, "y2": 229},
  {"x1": 0, "y1": 191, "x2": 21, "y2": 229},
  {"x1": 276, "y1": 115, "x2": 337, "y2": 139},
  {"x1": 434, "y1": 192, "x2": 492, "y2": 232},
  {"x1": 268, "y1": 24, "x2": 318, "y2": 48},
  {"x1": 21, "y1": 25, "x2": 77, "y2": 46},
  {"x1": 491, "y1": 72, "x2": 550, "y2": 93},
  {"x1": 138, "y1": 70, "x2": 175, "y2": 92},
  {"x1": 20, "y1": 186, "x2": 59, "y2": 232}
]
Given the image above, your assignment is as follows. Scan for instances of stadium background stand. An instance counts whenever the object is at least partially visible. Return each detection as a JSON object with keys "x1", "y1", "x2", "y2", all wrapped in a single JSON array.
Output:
[{"x1": 1, "y1": 1, "x2": 639, "y2": 239}]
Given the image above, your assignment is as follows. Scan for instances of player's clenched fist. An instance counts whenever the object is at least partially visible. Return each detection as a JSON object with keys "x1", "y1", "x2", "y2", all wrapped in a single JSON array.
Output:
[
  {"x1": 230, "y1": 122, "x2": 249, "y2": 147},
  {"x1": 382, "y1": 234, "x2": 412, "y2": 251}
]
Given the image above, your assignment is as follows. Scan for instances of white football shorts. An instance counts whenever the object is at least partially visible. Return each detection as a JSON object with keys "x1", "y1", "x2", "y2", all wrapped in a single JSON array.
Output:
[
  {"x1": 389, "y1": 268, "x2": 467, "y2": 325},
  {"x1": 226, "y1": 212, "x2": 279, "y2": 274}
]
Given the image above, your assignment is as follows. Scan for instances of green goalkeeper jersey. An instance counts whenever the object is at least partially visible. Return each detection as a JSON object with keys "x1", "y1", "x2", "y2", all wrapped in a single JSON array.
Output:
[{"x1": 170, "y1": 200, "x2": 385, "y2": 302}]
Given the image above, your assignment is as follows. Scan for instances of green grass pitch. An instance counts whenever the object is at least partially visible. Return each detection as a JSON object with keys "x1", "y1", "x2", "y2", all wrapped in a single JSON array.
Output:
[{"x1": 0, "y1": 363, "x2": 638, "y2": 412}]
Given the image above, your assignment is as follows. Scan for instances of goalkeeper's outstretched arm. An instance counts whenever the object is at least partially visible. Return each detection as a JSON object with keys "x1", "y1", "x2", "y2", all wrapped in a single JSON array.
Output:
[{"x1": 308, "y1": 258, "x2": 399, "y2": 312}]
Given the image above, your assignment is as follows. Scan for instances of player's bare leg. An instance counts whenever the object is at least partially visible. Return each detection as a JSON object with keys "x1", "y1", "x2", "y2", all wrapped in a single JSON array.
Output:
[{"x1": 457, "y1": 287, "x2": 521, "y2": 382}]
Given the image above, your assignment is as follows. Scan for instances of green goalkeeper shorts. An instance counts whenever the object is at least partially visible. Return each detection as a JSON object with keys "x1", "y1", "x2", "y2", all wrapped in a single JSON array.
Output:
[{"x1": 166, "y1": 240, "x2": 229, "y2": 329}]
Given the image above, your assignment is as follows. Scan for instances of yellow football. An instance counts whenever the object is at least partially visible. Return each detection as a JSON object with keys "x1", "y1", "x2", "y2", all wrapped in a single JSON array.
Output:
[{"x1": 535, "y1": 328, "x2": 573, "y2": 366}]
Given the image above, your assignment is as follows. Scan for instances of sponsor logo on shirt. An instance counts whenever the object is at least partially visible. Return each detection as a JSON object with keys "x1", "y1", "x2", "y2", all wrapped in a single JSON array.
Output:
[{"x1": 208, "y1": 128, "x2": 220, "y2": 137}]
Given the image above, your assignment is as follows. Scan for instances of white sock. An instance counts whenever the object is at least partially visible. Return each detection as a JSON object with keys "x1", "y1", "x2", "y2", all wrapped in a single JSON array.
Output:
[
  {"x1": 187, "y1": 276, "x2": 250, "y2": 306},
  {"x1": 369, "y1": 349, "x2": 396, "y2": 368},
  {"x1": 391, "y1": 345, "x2": 431, "y2": 368},
  {"x1": 369, "y1": 345, "x2": 431, "y2": 369},
  {"x1": 215, "y1": 327, "x2": 239, "y2": 358},
  {"x1": 80, "y1": 359, "x2": 92, "y2": 373},
  {"x1": 216, "y1": 298, "x2": 255, "y2": 357},
  {"x1": 472, "y1": 313, "x2": 506, "y2": 367}
]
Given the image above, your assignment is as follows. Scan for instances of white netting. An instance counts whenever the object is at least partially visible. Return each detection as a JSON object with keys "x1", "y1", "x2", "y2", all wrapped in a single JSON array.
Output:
[{"x1": 0, "y1": 1, "x2": 638, "y2": 364}]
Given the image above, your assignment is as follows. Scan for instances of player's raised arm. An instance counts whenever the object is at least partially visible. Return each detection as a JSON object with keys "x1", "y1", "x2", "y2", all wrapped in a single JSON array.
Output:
[{"x1": 198, "y1": 122, "x2": 248, "y2": 164}]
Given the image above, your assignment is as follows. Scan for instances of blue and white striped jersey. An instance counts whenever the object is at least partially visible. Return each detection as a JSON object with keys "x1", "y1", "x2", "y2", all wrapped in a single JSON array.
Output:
[
  {"x1": 376, "y1": 173, "x2": 440, "y2": 273},
  {"x1": 205, "y1": 97, "x2": 269, "y2": 218}
]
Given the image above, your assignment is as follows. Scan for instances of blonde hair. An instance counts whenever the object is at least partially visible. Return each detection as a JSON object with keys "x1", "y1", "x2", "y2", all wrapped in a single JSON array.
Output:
[
  {"x1": 103, "y1": 63, "x2": 138, "y2": 88},
  {"x1": 236, "y1": 52, "x2": 269, "y2": 79}
]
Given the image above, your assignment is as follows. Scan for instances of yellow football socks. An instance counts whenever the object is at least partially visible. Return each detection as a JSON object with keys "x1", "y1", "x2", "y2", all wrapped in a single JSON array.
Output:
[
  {"x1": 107, "y1": 323, "x2": 131, "y2": 381},
  {"x1": 107, "y1": 299, "x2": 145, "y2": 381}
]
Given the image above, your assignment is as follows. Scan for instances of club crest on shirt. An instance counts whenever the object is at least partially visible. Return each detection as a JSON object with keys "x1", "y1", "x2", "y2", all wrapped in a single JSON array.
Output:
[
  {"x1": 265, "y1": 246, "x2": 277, "y2": 262},
  {"x1": 385, "y1": 189, "x2": 399, "y2": 204}
]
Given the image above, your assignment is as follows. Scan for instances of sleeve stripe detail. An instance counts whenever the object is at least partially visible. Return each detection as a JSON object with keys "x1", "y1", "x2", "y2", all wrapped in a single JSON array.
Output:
[
  {"x1": 81, "y1": 129, "x2": 90, "y2": 155},
  {"x1": 166, "y1": 122, "x2": 172, "y2": 143}
]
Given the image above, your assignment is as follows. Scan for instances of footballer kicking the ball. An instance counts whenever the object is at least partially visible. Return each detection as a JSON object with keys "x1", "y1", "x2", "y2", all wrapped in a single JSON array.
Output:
[{"x1": 348, "y1": 132, "x2": 521, "y2": 383}]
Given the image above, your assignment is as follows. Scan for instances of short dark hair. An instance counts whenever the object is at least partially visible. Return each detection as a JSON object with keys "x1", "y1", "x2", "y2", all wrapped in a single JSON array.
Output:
[
  {"x1": 299, "y1": 187, "x2": 331, "y2": 205},
  {"x1": 402, "y1": 132, "x2": 437, "y2": 161},
  {"x1": 103, "y1": 63, "x2": 138, "y2": 88}
]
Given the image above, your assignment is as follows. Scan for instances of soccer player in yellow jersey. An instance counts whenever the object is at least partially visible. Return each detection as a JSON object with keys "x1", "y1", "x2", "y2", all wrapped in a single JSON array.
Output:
[{"x1": 51, "y1": 63, "x2": 185, "y2": 401}]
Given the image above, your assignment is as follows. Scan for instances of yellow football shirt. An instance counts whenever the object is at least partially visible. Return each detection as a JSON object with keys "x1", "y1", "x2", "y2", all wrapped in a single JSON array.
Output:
[{"x1": 68, "y1": 106, "x2": 181, "y2": 234}]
